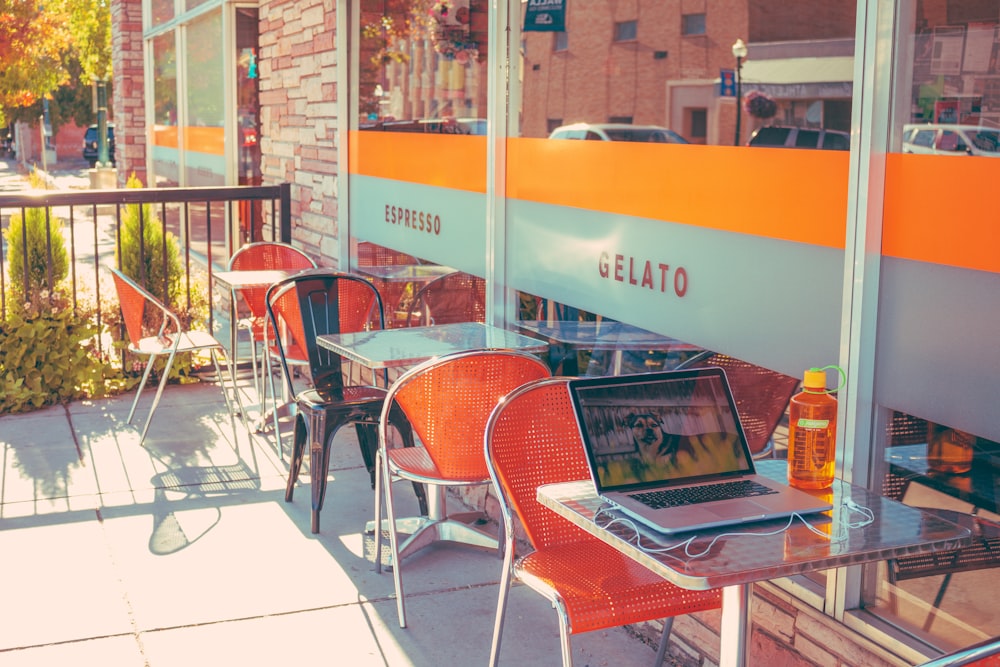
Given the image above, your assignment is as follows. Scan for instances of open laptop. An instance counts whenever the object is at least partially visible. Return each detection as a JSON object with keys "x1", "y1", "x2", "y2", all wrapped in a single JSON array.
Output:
[{"x1": 567, "y1": 367, "x2": 832, "y2": 535}]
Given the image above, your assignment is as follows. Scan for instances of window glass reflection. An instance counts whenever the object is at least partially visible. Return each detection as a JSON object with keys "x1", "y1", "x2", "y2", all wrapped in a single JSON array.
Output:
[{"x1": 358, "y1": 0, "x2": 488, "y2": 132}]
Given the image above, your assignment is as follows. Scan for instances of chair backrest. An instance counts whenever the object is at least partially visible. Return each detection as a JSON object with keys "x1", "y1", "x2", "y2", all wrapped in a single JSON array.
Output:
[
  {"x1": 228, "y1": 242, "x2": 316, "y2": 322},
  {"x1": 265, "y1": 269, "x2": 384, "y2": 392},
  {"x1": 405, "y1": 271, "x2": 485, "y2": 326},
  {"x1": 110, "y1": 267, "x2": 176, "y2": 346},
  {"x1": 356, "y1": 241, "x2": 419, "y2": 267},
  {"x1": 383, "y1": 349, "x2": 551, "y2": 480},
  {"x1": 678, "y1": 351, "x2": 799, "y2": 457},
  {"x1": 485, "y1": 377, "x2": 593, "y2": 551}
]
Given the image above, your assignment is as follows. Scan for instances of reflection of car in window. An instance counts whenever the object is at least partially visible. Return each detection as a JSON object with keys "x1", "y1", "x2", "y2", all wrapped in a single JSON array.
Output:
[
  {"x1": 747, "y1": 125, "x2": 849, "y2": 150},
  {"x1": 548, "y1": 123, "x2": 689, "y2": 143},
  {"x1": 902, "y1": 123, "x2": 1000, "y2": 157}
]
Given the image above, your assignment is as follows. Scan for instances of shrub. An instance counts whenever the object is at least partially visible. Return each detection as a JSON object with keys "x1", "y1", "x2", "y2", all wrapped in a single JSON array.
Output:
[
  {"x1": 117, "y1": 172, "x2": 182, "y2": 307},
  {"x1": 5, "y1": 206, "x2": 69, "y2": 303}
]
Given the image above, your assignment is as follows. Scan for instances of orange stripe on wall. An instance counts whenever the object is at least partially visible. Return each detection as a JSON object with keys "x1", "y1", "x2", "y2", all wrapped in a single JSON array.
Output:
[
  {"x1": 884, "y1": 153, "x2": 1000, "y2": 273},
  {"x1": 153, "y1": 125, "x2": 178, "y2": 149},
  {"x1": 507, "y1": 138, "x2": 849, "y2": 248},
  {"x1": 184, "y1": 126, "x2": 224, "y2": 155},
  {"x1": 348, "y1": 131, "x2": 487, "y2": 192}
]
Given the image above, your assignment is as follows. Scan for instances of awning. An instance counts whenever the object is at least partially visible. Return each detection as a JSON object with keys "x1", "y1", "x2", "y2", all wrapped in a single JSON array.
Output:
[{"x1": 735, "y1": 56, "x2": 855, "y2": 99}]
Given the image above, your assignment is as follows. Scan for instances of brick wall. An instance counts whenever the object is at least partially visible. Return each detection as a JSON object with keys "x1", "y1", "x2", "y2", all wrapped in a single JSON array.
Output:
[
  {"x1": 111, "y1": 0, "x2": 147, "y2": 187},
  {"x1": 258, "y1": 0, "x2": 341, "y2": 264}
]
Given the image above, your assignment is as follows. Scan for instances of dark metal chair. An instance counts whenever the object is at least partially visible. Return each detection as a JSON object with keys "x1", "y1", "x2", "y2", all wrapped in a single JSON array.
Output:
[{"x1": 265, "y1": 269, "x2": 418, "y2": 533}]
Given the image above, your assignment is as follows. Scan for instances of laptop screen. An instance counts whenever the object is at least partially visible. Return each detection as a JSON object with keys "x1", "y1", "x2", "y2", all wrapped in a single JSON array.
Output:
[{"x1": 568, "y1": 368, "x2": 755, "y2": 493}]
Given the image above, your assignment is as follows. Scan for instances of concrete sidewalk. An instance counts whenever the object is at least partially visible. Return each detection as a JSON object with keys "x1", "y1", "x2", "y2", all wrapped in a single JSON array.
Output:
[{"x1": 0, "y1": 372, "x2": 667, "y2": 667}]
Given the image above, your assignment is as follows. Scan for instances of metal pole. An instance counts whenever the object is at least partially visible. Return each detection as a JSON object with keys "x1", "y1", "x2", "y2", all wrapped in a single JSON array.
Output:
[
  {"x1": 96, "y1": 79, "x2": 109, "y2": 166},
  {"x1": 734, "y1": 56, "x2": 743, "y2": 146}
]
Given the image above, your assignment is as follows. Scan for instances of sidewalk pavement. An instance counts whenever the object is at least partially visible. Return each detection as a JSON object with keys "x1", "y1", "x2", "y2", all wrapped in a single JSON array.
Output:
[{"x1": 0, "y1": 370, "x2": 667, "y2": 666}]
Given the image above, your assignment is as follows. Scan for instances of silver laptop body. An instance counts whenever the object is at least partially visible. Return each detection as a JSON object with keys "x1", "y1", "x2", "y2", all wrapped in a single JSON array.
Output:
[{"x1": 567, "y1": 367, "x2": 832, "y2": 535}]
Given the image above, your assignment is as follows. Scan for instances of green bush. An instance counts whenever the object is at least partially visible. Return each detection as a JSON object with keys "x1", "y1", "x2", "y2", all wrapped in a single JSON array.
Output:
[
  {"x1": 117, "y1": 173, "x2": 182, "y2": 306},
  {"x1": 5, "y1": 207, "x2": 69, "y2": 303},
  {"x1": 0, "y1": 297, "x2": 119, "y2": 413}
]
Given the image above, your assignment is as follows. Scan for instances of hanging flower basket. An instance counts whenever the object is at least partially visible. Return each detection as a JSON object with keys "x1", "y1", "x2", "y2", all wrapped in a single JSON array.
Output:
[{"x1": 743, "y1": 91, "x2": 778, "y2": 120}]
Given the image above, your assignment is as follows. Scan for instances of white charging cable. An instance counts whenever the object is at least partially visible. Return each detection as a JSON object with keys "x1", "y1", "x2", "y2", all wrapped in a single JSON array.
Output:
[{"x1": 593, "y1": 498, "x2": 875, "y2": 560}]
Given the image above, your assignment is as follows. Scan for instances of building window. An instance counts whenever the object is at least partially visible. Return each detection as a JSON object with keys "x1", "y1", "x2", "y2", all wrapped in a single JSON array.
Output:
[
  {"x1": 681, "y1": 13, "x2": 706, "y2": 36},
  {"x1": 613, "y1": 20, "x2": 637, "y2": 42},
  {"x1": 554, "y1": 31, "x2": 568, "y2": 52},
  {"x1": 608, "y1": 116, "x2": 633, "y2": 124},
  {"x1": 546, "y1": 118, "x2": 564, "y2": 134},
  {"x1": 687, "y1": 108, "x2": 707, "y2": 142}
]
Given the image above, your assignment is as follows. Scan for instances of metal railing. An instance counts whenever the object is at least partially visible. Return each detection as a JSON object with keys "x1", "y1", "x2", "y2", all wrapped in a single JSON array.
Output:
[{"x1": 0, "y1": 183, "x2": 292, "y2": 352}]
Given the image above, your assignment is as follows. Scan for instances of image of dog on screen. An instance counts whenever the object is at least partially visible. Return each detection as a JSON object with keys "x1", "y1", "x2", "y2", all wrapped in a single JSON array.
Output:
[{"x1": 627, "y1": 412, "x2": 698, "y2": 469}]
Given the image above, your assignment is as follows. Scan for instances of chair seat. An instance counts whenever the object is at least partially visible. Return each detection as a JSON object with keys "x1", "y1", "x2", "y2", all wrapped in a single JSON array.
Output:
[
  {"x1": 131, "y1": 330, "x2": 224, "y2": 355},
  {"x1": 386, "y1": 445, "x2": 489, "y2": 484},
  {"x1": 297, "y1": 385, "x2": 388, "y2": 410},
  {"x1": 516, "y1": 538, "x2": 722, "y2": 635}
]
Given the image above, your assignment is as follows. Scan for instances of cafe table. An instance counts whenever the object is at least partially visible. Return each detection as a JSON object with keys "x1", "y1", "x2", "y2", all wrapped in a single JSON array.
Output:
[
  {"x1": 886, "y1": 442, "x2": 1000, "y2": 514},
  {"x1": 317, "y1": 321, "x2": 549, "y2": 560},
  {"x1": 516, "y1": 319, "x2": 703, "y2": 375},
  {"x1": 213, "y1": 268, "x2": 298, "y2": 434},
  {"x1": 536, "y1": 460, "x2": 972, "y2": 667}
]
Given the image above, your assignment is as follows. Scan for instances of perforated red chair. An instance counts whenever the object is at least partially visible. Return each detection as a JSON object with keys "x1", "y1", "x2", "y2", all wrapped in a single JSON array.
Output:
[
  {"x1": 373, "y1": 349, "x2": 551, "y2": 627},
  {"x1": 484, "y1": 376, "x2": 722, "y2": 667},
  {"x1": 110, "y1": 267, "x2": 239, "y2": 446},
  {"x1": 677, "y1": 351, "x2": 799, "y2": 459},
  {"x1": 403, "y1": 271, "x2": 485, "y2": 327},
  {"x1": 227, "y1": 242, "x2": 315, "y2": 399},
  {"x1": 356, "y1": 241, "x2": 421, "y2": 325}
]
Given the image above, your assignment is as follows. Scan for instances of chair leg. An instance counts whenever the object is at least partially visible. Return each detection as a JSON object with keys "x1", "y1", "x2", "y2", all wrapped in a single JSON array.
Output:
[
  {"x1": 373, "y1": 448, "x2": 386, "y2": 574},
  {"x1": 487, "y1": 545, "x2": 516, "y2": 667},
  {"x1": 355, "y1": 422, "x2": 379, "y2": 488},
  {"x1": 653, "y1": 617, "x2": 674, "y2": 667},
  {"x1": 285, "y1": 414, "x2": 307, "y2": 502},
  {"x1": 138, "y1": 349, "x2": 178, "y2": 446},
  {"x1": 386, "y1": 460, "x2": 408, "y2": 628},
  {"x1": 211, "y1": 348, "x2": 241, "y2": 444},
  {"x1": 127, "y1": 353, "x2": 158, "y2": 425}
]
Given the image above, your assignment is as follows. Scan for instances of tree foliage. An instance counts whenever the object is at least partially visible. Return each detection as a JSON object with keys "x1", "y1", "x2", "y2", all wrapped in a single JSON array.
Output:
[
  {"x1": 0, "y1": 1, "x2": 71, "y2": 125},
  {"x1": 0, "y1": 0, "x2": 112, "y2": 129}
]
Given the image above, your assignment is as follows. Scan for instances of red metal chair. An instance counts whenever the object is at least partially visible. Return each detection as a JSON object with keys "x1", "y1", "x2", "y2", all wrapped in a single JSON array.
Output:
[
  {"x1": 265, "y1": 269, "x2": 416, "y2": 533},
  {"x1": 373, "y1": 349, "x2": 551, "y2": 628},
  {"x1": 484, "y1": 377, "x2": 722, "y2": 667},
  {"x1": 227, "y1": 242, "x2": 315, "y2": 400},
  {"x1": 110, "y1": 267, "x2": 239, "y2": 446},
  {"x1": 677, "y1": 351, "x2": 799, "y2": 459},
  {"x1": 403, "y1": 271, "x2": 486, "y2": 326},
  {"x1": 356, "y1": 241, "x2": 421, "y2": 325}
]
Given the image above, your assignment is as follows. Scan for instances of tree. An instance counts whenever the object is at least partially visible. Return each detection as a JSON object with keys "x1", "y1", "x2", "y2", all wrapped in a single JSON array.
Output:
[
  {"x1": 0, "y1": 2, "x2": 71, "y2": 126},
  {"x1": 52, "y1": 0, "x2": 112, "y2": 82}
]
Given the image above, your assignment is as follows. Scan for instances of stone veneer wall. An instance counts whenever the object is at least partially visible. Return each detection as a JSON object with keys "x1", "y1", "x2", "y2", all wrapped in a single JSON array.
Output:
[
  {"x1": 110, "y1": 0, "x2": 146, "y2": 187},
  {"x1": 258, "y1": 0, "x2": 341, "y2": 264}
]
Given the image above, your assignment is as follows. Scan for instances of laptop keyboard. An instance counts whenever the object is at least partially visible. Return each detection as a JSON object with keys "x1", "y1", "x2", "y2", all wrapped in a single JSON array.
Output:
[{"x1": 630, "y1": 480, "x2": 778, "y2": 509}]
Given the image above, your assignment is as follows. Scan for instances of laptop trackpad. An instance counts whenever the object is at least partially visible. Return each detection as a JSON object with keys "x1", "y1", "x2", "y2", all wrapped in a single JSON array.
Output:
[{"x1": 708, "y1": 500, "x2": 767, "y2": 520}]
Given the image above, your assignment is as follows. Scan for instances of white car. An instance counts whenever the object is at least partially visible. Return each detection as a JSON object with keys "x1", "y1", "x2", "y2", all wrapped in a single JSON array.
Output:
[
  {"x1": 902, "y1": 123, "x2": 1000, "y2": 157},
  {"x1": 548, "y1": 122, "x2": 688, "y2": 143}
]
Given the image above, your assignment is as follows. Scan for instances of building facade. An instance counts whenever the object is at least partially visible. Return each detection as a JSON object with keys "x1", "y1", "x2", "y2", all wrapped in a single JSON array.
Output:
[{"x1": 111, "y1": 0, "x2": 1000, "y2": 664}]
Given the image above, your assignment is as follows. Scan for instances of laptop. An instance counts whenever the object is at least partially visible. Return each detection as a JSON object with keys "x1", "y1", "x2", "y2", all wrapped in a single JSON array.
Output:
[{"x1": 567, "y1": 367, "x2": 832, "y2": 535}]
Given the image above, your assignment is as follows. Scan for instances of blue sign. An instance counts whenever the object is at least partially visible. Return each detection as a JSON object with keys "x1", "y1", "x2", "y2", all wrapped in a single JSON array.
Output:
[
  {"x1": 524, "y1": 0, "x2": 566, "y2": 32},
  {"x1": 720, "y1": 69, "x2": 736, "y2": 97}
]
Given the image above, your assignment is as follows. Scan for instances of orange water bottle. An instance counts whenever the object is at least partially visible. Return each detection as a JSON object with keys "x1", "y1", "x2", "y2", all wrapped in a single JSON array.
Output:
[{"x1": 788, "y1": 367, "x2": 839, "y2": 490}]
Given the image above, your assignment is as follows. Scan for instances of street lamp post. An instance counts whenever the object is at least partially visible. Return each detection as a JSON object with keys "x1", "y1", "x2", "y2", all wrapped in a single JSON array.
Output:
[{"x1": 732, "y1": 38, "x2": 748, "y2": 146}]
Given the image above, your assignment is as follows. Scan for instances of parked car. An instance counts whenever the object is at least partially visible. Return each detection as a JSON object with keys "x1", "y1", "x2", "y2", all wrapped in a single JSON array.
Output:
[
  {"x1": 902, "y1": 123, "x2": 1000, "y2": 157},
  {"x1": 548, "y1": 122, "x2": 689, "y2": 143},
  {"x1": 747, "y1": 125, "x2": 850, "y2": 150},
  {"x1": 82, "y1": 123, "x2": 116, "y2": 167}
]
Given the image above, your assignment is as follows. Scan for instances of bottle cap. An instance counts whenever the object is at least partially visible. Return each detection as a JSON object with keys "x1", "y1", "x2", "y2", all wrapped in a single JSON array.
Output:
[{"x1": 803, "y1": 368, "x2": 827, "y2": 389}]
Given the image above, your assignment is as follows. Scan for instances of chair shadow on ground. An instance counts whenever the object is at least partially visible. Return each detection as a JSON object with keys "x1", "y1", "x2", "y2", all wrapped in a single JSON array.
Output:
[{"x1": 148, "y1": 461, "x2": 262, "y2": 555}]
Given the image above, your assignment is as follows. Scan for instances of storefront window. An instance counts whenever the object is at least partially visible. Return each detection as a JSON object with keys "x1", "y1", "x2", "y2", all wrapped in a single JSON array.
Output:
[
  {"x1": 349, "y1": 0, "x2": 491, "y2": 283},
  {"x1": 184, "y1": 9, "x2": 225, "y2": 187},
  {"x1": 863, "y1": 0, "x2": 1000, "y2": 647},
  {"x1": 151, "y1": 32, "x2": 180, "y2": 188}
]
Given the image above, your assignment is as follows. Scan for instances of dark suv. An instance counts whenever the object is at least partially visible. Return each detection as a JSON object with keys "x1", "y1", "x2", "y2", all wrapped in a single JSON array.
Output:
[
  {"x1": 82, "y1": 124, "x2": 116, "y2": 167},
  {"x1": 747, "y1": 125, "x2": 850, "y2": 150}
]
